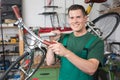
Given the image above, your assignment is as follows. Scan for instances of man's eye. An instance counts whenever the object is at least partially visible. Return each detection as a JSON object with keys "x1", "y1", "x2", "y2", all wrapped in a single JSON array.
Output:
[
  {"x1": 70, "y1": 17, "x2": 74, "y2": 19},
  {"x1": 77, "y1": 16, "x2": 81, "y2": 18}
]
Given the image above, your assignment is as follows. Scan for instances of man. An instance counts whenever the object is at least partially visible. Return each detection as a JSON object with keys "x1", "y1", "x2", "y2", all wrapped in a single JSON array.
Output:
[{"x1": 46, "y1": 4, "x2": 104, "y2": 80}]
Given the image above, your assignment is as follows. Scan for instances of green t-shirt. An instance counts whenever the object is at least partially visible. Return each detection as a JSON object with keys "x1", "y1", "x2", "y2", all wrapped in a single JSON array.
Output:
[{"x1": 58, "y1": 32, "x2": 104, "y2": 80}]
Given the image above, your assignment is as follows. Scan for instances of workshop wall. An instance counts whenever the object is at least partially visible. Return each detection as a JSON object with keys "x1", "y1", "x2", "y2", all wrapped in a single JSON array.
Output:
[{"x1": 22, "y1": 0, "x2": 120, "y2": 42}]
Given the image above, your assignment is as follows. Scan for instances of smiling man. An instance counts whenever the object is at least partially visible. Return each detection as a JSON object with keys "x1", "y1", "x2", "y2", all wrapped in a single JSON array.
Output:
[{"x1": 46, "y1": 4, "x2": 104, "y2": 80}]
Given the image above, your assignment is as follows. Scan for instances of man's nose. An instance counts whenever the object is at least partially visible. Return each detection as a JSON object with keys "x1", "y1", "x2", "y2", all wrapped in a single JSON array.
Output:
[{"x1": 72, "y1": 18, "x2": 78, "y2": 23}]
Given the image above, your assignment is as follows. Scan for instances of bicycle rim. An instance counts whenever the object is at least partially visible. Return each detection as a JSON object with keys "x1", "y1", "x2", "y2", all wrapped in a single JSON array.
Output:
[
  {"x1": 92, "y1": 12, "x2": 120, "y2": 40},
  {"x1": 25, "y1": 47, "x2": 46, "y2": 80},
  {"x1": 0, "y1": 47, "x2": 46, "y2": 80}
]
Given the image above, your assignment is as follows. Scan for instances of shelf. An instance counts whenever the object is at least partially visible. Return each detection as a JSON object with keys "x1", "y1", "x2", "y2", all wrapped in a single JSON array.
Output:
[
  {"x1": 44, "y1": 6, "x2": 59, "y2": 8},
  {"x1": 1, "y1": 0, "x2": 21, "y2": 5},
  {"x1": 1, "y1": 0, "x2": 22, "y2": 21},
  {"x1": 1, "y1": 3, "x2": 21, "y2": 6},
  {"x1": 0, "y1": 53, "x2": 19, "y2": 56},
  {"x1": 0, "y1": 1, "x2": 23, "y2": 79},
  {"x1": 0, "y1": 26, "x2": 17, "y2": 28},
  {"x1": 0, "y1": 42, "x2": 19, "y2": 45},
  {"x1": 1, "y1": 11, "x2": 14, "y2": 13},
  {"x1": 39, "y1": 12, "x2": 57, "y2": 15}
]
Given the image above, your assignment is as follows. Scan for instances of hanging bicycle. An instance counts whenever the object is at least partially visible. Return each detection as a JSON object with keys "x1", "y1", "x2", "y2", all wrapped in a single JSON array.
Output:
[{"x1": 87, "y1": 12, "x2": 120, "y2": 40}]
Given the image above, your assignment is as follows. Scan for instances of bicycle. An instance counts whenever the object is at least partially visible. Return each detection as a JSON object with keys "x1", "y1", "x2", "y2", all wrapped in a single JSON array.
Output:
[
  {"x1": 85, "y1": 0, "x2": 120, "y2": 40},
  {"x1": 87, "y1": 12, "x2": 120, "y2": 40},
  {"x1": 0, "y1": 5, "x2": 54, "y2": 80},
  {"x1": 0, "y1": 3, "x2": 120, "y2": 80}
]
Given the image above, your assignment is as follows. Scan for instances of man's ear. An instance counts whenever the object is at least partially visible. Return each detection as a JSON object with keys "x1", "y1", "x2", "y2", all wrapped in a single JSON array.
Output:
[
  {"x1": 85, "y1": 15, "x2": 88, "y2": 20},
  {"x1": 84, "y1": 16, "x2": 88, "y2": 22}
]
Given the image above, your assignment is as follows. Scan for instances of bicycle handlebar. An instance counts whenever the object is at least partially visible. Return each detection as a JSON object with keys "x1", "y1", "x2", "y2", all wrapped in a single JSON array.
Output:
[{"x1": 12, "y1": 5, "x2": 55, "y2": 46}]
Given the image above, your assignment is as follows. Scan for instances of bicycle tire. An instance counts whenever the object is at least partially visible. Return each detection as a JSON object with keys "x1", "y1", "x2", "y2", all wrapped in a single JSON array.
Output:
[
  {"x1": 0, "y1": 47, "x2": 46, "y2": 80},
  {"x1": 92, "y1": 12, "x2": 120, "y2": 40},
  {"x1": 26, "y1": 47, "x2": 46, "y2": 80}
]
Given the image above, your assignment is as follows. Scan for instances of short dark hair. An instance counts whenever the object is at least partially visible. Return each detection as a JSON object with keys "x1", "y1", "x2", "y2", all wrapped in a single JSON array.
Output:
[{"x1": 68, "y1": 4, "x2": 87, "y2": 16}]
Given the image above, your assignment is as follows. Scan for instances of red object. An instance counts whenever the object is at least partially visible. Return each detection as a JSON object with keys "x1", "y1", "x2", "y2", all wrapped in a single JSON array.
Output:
[
  {"x1": 85, "y1": 0, "x2": 107, "y2": 3},
  {"x1": 23, "y1": 59, "x2": 30, "y2": 68},
  {"x1": 12, "y1": 5, "x2": 21, "y2": 19},
  {"x1": 25, "y1": 59, "x2": 30, "y2": 64},
  {"x1": 43, "y1": 40, "x2": 56, "y2": 46},
  {"x1": 39, "y1": 27, "x2": 72, "y2": 33},
  {"x1": 23, "y1": 29, "x2": 28, "y2": 34}
]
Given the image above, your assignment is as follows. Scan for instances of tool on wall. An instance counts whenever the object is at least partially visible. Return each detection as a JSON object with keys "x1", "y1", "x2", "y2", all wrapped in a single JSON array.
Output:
[{"x1": 47, "y1": 0, "x2": 53, "y2": 6}]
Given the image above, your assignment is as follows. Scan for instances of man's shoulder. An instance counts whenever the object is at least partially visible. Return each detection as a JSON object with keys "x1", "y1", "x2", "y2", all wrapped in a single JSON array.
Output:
[{"x1": 87, "y1": 32, "x2": 103, "y2": 41}]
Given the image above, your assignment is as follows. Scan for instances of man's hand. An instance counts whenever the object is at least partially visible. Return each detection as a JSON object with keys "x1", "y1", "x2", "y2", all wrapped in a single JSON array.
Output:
[
  {"x1": 48, "y1": 41, "x2": 69, "y2": 57},
  {"x1": 49, "y1": 30, "x2": 61, "y2": 41}
]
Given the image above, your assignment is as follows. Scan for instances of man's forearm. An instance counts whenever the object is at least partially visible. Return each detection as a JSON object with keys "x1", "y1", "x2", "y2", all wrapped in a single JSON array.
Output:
[{"x1": 46, "y1": 49, "x2": 55, "y2": 65}]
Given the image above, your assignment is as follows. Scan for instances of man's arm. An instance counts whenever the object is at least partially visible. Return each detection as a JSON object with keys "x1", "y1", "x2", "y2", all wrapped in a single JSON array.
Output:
[
  {"x1": 48, "y1": 42, "x2": 100, "y2": 75},
  {"x1": 46, "y1": 48, "x2": 56, "y2": 65},
  {"x1": 46, "y1": 30, "x2": 61, "y2": 65},
  {"x1": 64, "y1": 50, "x2": 99, "y2": 75}
]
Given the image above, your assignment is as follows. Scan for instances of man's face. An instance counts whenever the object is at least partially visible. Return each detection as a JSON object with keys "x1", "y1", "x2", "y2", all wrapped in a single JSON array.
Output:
[{"x1": 68, "y1": 9, "x2": 87, "y2": 32}]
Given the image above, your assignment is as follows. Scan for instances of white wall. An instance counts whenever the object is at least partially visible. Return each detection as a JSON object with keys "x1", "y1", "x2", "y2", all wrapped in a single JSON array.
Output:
[
  {"x1": 22, "y1": 0, "x2": 44, "y2": 27},
  {"x1": 114, "y1": 24, "x2": 120, "y2": 42},
  {"x1": 22, "y1": 0, "x2": 88, "y2": 27},
  {"x1": 22, "y1": 0, "x2": 111, "y2": 27}
]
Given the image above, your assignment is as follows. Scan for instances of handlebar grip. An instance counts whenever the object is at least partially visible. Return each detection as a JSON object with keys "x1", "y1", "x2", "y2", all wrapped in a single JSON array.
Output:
[
  {"x1": 12, "y1": 5, "x2": 21, "y2": 19},
  {"x1": 43, "y1": 40, "x2": 56, "y2": 46}
]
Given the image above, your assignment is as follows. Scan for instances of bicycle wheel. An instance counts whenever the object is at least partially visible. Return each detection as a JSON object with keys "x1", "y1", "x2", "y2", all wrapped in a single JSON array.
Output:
[
  {"x1": 92, "y1": 12, "x2": 120, "y2": 40},
  {"x1": 0, "y1": 47, "x2": 46, "y2": 80}
]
